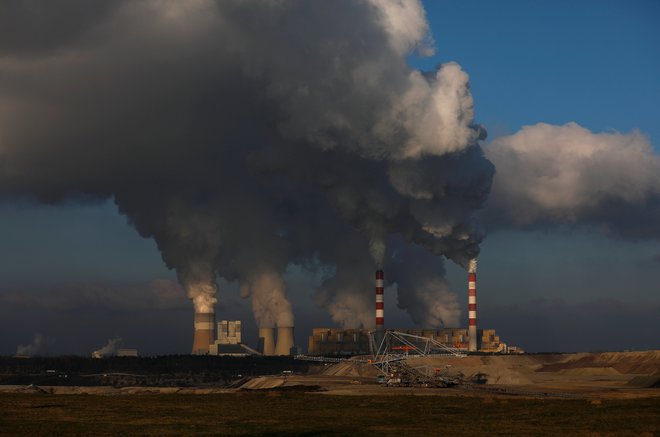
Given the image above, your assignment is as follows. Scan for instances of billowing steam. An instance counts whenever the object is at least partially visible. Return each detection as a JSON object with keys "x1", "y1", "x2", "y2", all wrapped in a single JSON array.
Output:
[
  {"x1": 485, "y1": 122, "x2": 660, "y2": 238},
  {"x1": 92, "y1": 338, "x2": 122, "y2": 358},
  {"x1": 387, "y1": 237, "x2": 461, "y2": 327},
  {"x1": 0, "y1": 0, "x2": 495, "y2": 330},
  {"x1": 240, "y1": 271, "x2": 293, "y2": 328},
  {"x1": 16, "y1": 333, "x2": 46, "y2": 357}
]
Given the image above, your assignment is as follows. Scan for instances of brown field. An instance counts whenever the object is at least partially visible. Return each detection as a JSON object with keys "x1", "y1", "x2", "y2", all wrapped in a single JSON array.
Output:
[{"x1": 0, "y1": 391, "x2": 658, "y2": 436}]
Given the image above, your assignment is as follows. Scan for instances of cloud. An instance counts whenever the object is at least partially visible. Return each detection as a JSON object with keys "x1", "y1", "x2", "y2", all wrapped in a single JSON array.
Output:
[
  {"x1": 0, "y1": 279, "x2": 188, "y2": 312},
  {"x1": 484, "y1": 122, "x2": 660, "y2": 238},
  {"x1": 0, "y1": 0, "x2": 494, "y2": 329}
]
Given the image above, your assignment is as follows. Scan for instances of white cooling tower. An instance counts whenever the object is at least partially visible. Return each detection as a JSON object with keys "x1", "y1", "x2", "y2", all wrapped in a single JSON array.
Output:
[
  {"x1": 274, "y1": 326, "x2": 294, "y2": 356},
  {"x1": 192, "y1": 312, "x2": 215, "y2": 355},
  {"x1": 259, "y1": 327, "x2": 276, "y2": 356}
]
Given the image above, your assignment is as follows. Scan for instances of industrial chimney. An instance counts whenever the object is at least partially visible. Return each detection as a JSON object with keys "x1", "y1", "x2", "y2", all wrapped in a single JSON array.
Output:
[
  {"x1": 259, "y1": 327, "x2": 276, "y2": 356},
  {"x1": 192, "y1": 312, "x2": 215, "y2": 354},
  {"x1": 274, "y1": 326, "x2": 294, "y2": 356},
  {"x1": 375, "y1": 269, "x2": 384, "y2": 346},
  {"x1": 468, "y1": 259, "x2": 478, "y2": 352}
]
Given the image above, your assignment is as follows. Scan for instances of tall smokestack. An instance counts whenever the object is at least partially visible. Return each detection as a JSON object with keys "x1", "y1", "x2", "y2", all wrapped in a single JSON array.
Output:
[
  {"x1": 192, "y1": 312, "x2": 215, "y2": 354},
  {"x1": 274, "y1": 326, "x2": 294, "y2": 355},
  {"x1": 468, "y1": 259, "x2": 477, "y2": 352},
  {"x1": 375, "y1": 270, "x2": 384, "y2": 345},
  {"x1": 259, "y1": 327, "x2": 275, "y2": 356}
]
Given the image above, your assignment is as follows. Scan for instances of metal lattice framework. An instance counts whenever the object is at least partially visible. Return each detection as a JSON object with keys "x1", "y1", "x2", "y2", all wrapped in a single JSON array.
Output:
[
  {"x1": 368, "y1": 330, "x2": 465, "y2": 387},
  {"x1": 373, "y1": 330, "x2": 466, "y2": 360},
  {"x1": 296, "y1": 330, "x2": 466, "y2": 387}
]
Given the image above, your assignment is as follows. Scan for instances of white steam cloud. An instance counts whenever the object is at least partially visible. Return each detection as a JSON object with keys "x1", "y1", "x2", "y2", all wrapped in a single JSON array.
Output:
[
  {"x1": 485, "y1": 122, "x2": 660, "y2": 238},
  {"x1": 92, "y1": 338, "x2": 122, "y2": 358}
]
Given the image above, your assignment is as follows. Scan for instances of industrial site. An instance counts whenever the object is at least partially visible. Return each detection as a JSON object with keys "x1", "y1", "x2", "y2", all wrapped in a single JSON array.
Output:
[
  {"x1": 3, "y1": 265, "x2": 658, "y2": 400},
  {"x1": 1, "y1": 0, "x2": 659, "y2": 435}
]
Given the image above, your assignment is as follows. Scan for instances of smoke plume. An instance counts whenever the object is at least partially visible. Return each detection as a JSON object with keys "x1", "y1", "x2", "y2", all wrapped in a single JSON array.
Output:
[
  {"x1": 92, "y1": 338, "x2": 122, "y2": 358},
  {"x1": 0, "y1": 1, "x2": 495, "y2": 329},
  {"x1": 16, "y1": 333, "x2": 46, "y2": 357},
  {"x1": 387, "y1": 237, "x2": 461, "y2": 327}
]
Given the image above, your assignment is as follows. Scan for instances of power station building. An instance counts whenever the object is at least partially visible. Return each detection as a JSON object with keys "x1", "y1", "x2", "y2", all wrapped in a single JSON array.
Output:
[
  {"x1": 207, "y1": 320, "x2": 259, "y2": 356},
  {"x1": 307, "y1": 327, "x2": 509, "y2": 356},
  {"x1": 306, "y1": 265, "x2": 512, "y2": 355},
  {"x1": 193, "y1": 261, "x2": 517, "y2": 356}
]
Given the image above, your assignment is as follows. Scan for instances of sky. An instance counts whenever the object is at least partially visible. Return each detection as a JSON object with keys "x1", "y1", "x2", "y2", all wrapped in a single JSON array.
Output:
[{"x1": 0, "y1": 0, "x2": 658, "y2": 355}]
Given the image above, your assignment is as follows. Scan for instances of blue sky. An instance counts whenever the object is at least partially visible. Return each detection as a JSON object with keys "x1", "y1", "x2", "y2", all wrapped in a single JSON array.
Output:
[
  {"x1": 0, "y1": 1, "x2": 658, "y2": 355},
  {"x1": 418, "y1": 0, "x2": 660, "y2": 146}
]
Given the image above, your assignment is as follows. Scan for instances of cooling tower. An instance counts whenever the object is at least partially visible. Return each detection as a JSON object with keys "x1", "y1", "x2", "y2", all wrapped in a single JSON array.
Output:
[
  {"x1": 375, "y1": 269, "x2": 385, "y2": 347},
  {"x1": 274, "y1": 326, "x2": 294, "y2": 356},
  {"x1": 192, "y1": 312, "x2": 215, "y2": 355},
  {"x1": 259, "y1": 327, "x2": 276, "y2": 356},
  {"x1": 468, "y1": 259, "x2": 478, "y2": 352}
]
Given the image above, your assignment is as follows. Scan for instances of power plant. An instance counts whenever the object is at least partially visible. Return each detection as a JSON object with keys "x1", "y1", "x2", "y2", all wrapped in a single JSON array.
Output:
[
  {"x1": 307, "y1": 327, "x2": 510, "y2": 355},
  {"x1": 191, "y1": 316, "x2": 297, "y2": 356},
  {"x1": 305, "y1": 263, "x2": 519, "y2": 355},
  {"x1": 190, "y1": 264, "x2": 517, "y2": 356}
]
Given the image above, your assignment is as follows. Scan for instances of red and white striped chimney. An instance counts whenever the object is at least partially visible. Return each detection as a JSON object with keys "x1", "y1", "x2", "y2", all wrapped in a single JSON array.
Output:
[
  {"x1": 468, "y1": 259, "x2": 478, "y2": 352},
  {"x1": 375, "y1": 270, "x2": 384, "y2": 335}
]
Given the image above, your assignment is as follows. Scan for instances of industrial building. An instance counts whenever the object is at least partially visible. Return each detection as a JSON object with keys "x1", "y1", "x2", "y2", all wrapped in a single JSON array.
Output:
[
  {"x1": 307, "y1": 327, "x2": 509, "y2": 356},
  {"x1": 306, "y1": 263, "x2": 518, "y2": 355},
  {"x1": 191, "y1": 260, "x2": 513, "y2": 357},
  {"x1": 208, "y1": 320, "x2": 259, "y2": 356}
]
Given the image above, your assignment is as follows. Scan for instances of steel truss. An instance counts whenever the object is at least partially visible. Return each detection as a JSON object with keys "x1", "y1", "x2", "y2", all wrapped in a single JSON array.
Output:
[
  {"x1": 369, "y1": 330, "x2": 465, "y2": 387},
  {"x1": 295, "y1": 330, "x2": 465, "y2": 387}
]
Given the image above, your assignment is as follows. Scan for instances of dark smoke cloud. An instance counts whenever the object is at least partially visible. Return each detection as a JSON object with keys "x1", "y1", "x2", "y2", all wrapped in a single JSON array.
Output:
[
  {"x1": 0, "y1": 1, "x2": 119, "y2": 57},
  {"x1": 0, "y1": 1, "x2": 493, "y2": 330},
  {"x1": 0, "y1": 279, "x2": 188, "y2": 311}
]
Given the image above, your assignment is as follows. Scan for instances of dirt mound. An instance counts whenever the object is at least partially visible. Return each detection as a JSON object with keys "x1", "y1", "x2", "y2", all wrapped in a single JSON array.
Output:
[
  {"x1": 14, "y1": 385, "x2": 50, "y2": 394},
  {"x1": 481, "y1": 369, "x2": 533, "y2": 385},
  {"x1": 558, "y1": 367, "x2": 621, "y2": 376},
  {"x1": 626, "y1": 376, "x2": 660, "y2": 388},
  {"x1": 594, "y1": 351, "x2": 660, "y2": 374},
  {"x1": 239, "y1": 376, "x2": 286, "y2": 390},
  {"x1": 321, "y1": 361, "x2": 378, "y2": 378},
  {"x1": 538, "y1": 351, "x2": 660, "y2": 375}
]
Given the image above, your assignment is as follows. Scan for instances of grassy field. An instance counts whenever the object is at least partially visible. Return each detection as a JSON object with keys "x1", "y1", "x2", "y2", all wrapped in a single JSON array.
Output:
[{"x1": 0, "y1": 392, "x2": 658, "y2": 436}]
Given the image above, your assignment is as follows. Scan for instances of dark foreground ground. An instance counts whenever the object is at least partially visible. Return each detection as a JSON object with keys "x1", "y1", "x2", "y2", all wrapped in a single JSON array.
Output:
[{"x1": 0, "y1": 392, "x2": 658, "y2": 436}]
